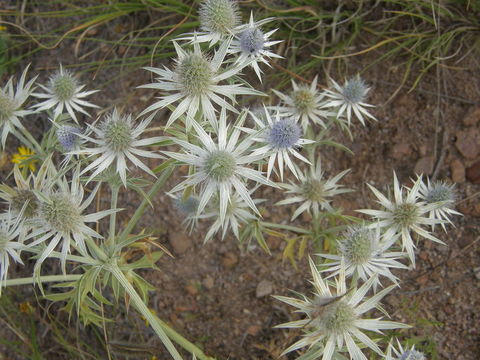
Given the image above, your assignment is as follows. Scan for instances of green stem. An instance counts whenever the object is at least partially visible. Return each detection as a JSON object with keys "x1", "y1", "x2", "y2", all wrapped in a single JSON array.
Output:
[
  {"x1": 119, "y1": 165, "x2": 173, "y2": 242},
  {"x1": 108, "y1": 185, "x2": 120, "y2": 244},
  {"x1": 108, "y1": 264, "x2": 215, "y2": 360},
  {"x1": 4, "y1": 274, "x2": 82, "y2": 287}
]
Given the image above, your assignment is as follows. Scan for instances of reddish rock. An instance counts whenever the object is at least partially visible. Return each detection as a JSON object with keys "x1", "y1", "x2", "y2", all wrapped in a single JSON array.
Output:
[
  {"x1": 222, "y1": 252, "x2": 238, "y2": 268},
  {"x1": 451, "y1": 159, "x2": 466, "y2": 183},
  {"x1": 466, "y1": 161, "x2": 480, "y2": 184},
  {"x1": 455, "y1": 129, "x2": 480, "y2": 159},
  {"x1": 462, "y1": 107, "x2": 480, "y2": 126},
  {"x1": 414, "y1": 156, "x2": 434, "y2": 175},
  {"x1": 391, "y1": 143, "x2": 412, "y2": 160},
  {"x1": 169, "y1": 231, "x2": 192, "y2": 254}
]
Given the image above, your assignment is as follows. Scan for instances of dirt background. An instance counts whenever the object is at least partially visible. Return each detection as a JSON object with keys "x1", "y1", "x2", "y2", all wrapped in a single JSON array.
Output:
[{"x1": 0, "y1": 2, "x2": 479, "y2": 360}]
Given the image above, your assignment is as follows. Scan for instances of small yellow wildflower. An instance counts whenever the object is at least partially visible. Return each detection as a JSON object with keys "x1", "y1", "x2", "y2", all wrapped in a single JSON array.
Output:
[
  {"x1": 19, "y1": 302, "x2": 34, "y2": 314},
  {"x1": 11, "y1": 146, "x2": 37, "y2": 172}
]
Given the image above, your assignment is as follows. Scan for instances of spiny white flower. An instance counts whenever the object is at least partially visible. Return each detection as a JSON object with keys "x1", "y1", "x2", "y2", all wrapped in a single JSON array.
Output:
[
  {"x1": 27, "y1": 169, "x2": 115, "y2": 273},
  {"x1": 139, "y1": 39, "x2": 262, "y2": 130},
  {"x1": 245, "y1": 106, "x2": 314, "y2": 180},
  {"x1": 357, "y1": 173, "x2": 443, "y2": 267},
  {"x1": 318, "y1": 225, "x2": 407, "y2": 288},
  {"x1": 73, "y1": 108, "x2": 163, "y2": 186},
  {"x1": 178, "y1": 0, "x2": 241, "y2": 45},
  {"x1": 204, "y1": 190, "x2": 260, "y2": 243},
  {"x1": 274, "y1": 257, "x2": 410, "y2": 360},
  {"x1": 164, "y1": 109, "x2": 276, "y2": 223},
  {"x1": 0, "y1": 65, "x2": 37, "y2": 148},
  {"x1": 418, "y1": 178, "x2": 461, "y2": 230},
  {"x1": 228, "y1": 13, "x2": 282, "y2": 81},
  {"x1": 33, "y1": 65, "x2": 99, "y2": 123},
  {"x1": 0, "y1": 214, "x2": 24, "y2": 293},
  {"x1": 276, "y1": 158, "x2": 351, "y2": 219},
  {"x1": 386, "y1": 339, "x2": 426, "y2": 360},
  {"x1": 324, "y1": 76, "x2": 375, "y2": 126},
  {"x1": 272, "y1": 76, "x2": 331, "y2": 131}
]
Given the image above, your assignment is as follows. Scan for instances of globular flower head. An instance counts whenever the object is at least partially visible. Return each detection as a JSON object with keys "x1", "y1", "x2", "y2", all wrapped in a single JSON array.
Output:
[
  {"x1": 324, "y1": 75, "x2": 375, "y2": 126},
  {"x1": 386, "y1": 339, "x2": 426, "y2": 360},
  {"x1": 0, "y1": 65, "x2": 37, "y2": 148},
  {"x1": 33, "y1": 64, "x2": 99, "y2": 123},
  {"x1": 318, "y1": 224, "x2": 407, "y2": 288},
  {"x1": 199, "y1": 0, "x2": 240, "y2": 38},
  {"x1": 273, "y1": 76, "x2": 331, "y2": 131},
  {"x1": 73, "y1": 108, "x2": 163, "y2": 186},
  {"x1": 274, "y1": 258, "x2": 410, "y2": 360},
  {"x1": 418, "y1": 178, "x2": 461, "y2": 230},
  {"x1": 229, "y1": 13, "x2": 282, "y2": 81},
  {"x1": 358, "y1": 173, "x2": 444, "y2": 267},
  {"x1": 57, "y1": 125, "x2": 82, "y2": 151},
  {"x1": 139, "y1": 40, "x2": 261, "y2": 129},
  {"x1": 247, "y1": 107, "x2": 314, "y2": 180},
  {"x1": 276, "y1": 157, "x2": 351, "y2": 219},
  {"x1": 172, "y1": 194, "x2": 201, "y2": 232}
]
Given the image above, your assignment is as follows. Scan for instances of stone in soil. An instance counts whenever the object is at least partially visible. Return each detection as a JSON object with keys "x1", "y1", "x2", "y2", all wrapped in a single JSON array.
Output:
[
  {"x1": 455, "y1": 128, "x2": 480, "y2": 159},
  {"x1": 462, "y1": 107, "x2": 480, "y2": 126},
  {"x1": 168, "y1": 231, "x2": 192, "y2": 254},
  {"x1": 256, "y1": 279, "x2": 273, "y2": 298},
  {"x1": 414, "y1": 156, "x2": 434, "y2": 175},
  {"x1": 450, "y1": 159, "x2": 466, "y2": 183}
]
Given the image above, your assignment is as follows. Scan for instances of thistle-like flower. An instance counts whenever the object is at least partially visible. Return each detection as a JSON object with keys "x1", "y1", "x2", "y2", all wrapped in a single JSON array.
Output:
[
  {"x1": 318, "y1": 225, "x2": 407, "y2": 288},
  {"x1": 276, "y1": 158, "x2": 351, "y2": 219},
  {"x1": 27, "y1": 169, "x2": 115, "y2": 272},
  {"x1": 179, "y1": 0, "x2": 241, "y2": 45},
  {"x1": 57, "y1": 124, "x2": 82, "y2": 152},
  {"x1": 73, "y1": 108, "x2": 163, "y2": 186},
  {"x1": 418, "y1": 178, "x2": 461, "y2": 230},
  {"x1": 272, "y1": 76, "x2": 330, "y2": 130},
  {"x1": 274, "y1": 258, "x2": 409, "y2": 360},
  {"x1": 0, "y1": 214, "x2": 24, "y2": 293},
  {"x1": 228, "y1": 13, "x2": 282, "y2": 81},
  {"x1": 0, "y1": 66, "x2": 37, "y2": 147},
  {"x1": 139, "y1": 40, "x2": 262, "y2": 129},
  {"x1": 171, "y1": 194, "x2": 201, "y2": 232},
  {"x1": 324, "y1": 76, "x2": 375, "y2": 126},
  {"x1": 204, "y1": 191, "x2": 260, "y2": 243},
  {"x1": 386, "y1": 339, "x2": 426, "y2": 360},
  {"x1": 33, "y1": 65, "x2": 98, "y2": 123},
  {"x1": 246, "y1": 107, "x2": 314, "y2": 180},
  {"x1": 357, "y1": 173, "x2": 443, "y2": 267},
  {"x1": 164, "y1": 109, "x2": 275, "y2": 223}
]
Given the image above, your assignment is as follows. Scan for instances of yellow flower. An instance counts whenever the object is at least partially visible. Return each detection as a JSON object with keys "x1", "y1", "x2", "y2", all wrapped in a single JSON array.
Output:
[{"x1": 11, "y1": 146, "x2": 37, "y2": 172}]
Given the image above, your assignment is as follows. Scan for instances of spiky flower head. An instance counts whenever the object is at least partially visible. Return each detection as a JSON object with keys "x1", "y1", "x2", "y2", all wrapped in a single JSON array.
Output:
[
  {"x1": 164, "y1": 109, "x2": 276, "y2": 224},
  {"x1": 171, "y1": 194, "x2": 201, "y2": 232},
  {"x1": 246, "y1": 107, "x2": 314, "y2": 180},
  {"x1": 318, "y1": 224, "x2": 407, "y2": 288},
  {"x1": 72, "y1": 108, "x2": 163, "y2": 186},
  {"x1": 272, "y1": 76, "x2": 330, "y2": 131},
  {"x1": 0, "y1": 65, "x2": 37, "y2": 148},
  {"x1": 0, "y1": 214, "x2": 24, "y2": 293},
  {"x1": 203, "y1": 191, "x2": 260, "y2": 243},
  {"x1": 276, "y1": 157, "x2": 351, "y2": 219},
  {"x1": 418, "y1": 178, "x2": 461, "y2": 230},
  {"x1": 199, "y1": 0, "x2": 240, "y2": 38},
  {"x1": 139, "y1": 39, "x2": 261, "y2": 129},
  {"x1": 358, "y1": 173, "x2": 444, "y2": 267},
  {"x1": 33, "y1": 64, "x2": 99, "y2": 123},
  {"x1": 324, "y1": 75, "x2": 375, "y2": 126},
  {"x1": 386, "y1": 339, "x2": 426, "y2": 360},
  {"x1": 228, "y1": 13, "x2": 282, "y2": 81},
  {"x1": 27, "y1": 169, "x2": 115, "y2": 273},
  {"x1": 57, "y1": 124, "x2": 81, "y2": 152},
  {"x1": 274, "y1": 258, "x2": 410, "y2": 360}
]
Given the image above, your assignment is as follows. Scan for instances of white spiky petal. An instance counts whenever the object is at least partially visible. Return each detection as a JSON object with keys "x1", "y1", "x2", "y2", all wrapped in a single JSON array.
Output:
[
  {"x1": 164, "y1": 109, "x2": 276, "y2": 224},
  {"x1": 0, "y1": 213, "x2": 25, "y2": 292},
  {"x1": 274, "y1": 258, "x2": 410, "y2": 360},
  {"x1": 357, "y1": 173, "x2": 444, "y2": 267},
  {"x1": 33, "y1": 64, "x2": 98, "y2": 123}
]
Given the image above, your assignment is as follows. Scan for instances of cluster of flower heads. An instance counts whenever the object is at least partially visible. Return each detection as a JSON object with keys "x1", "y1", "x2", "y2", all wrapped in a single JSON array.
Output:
[{"x1": 0, "y1": 1, "x2": 463, "y2": 359}]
